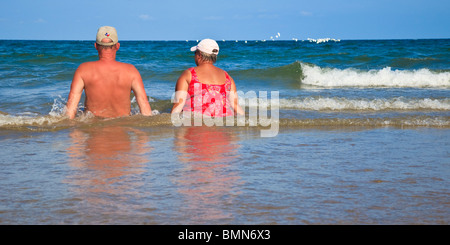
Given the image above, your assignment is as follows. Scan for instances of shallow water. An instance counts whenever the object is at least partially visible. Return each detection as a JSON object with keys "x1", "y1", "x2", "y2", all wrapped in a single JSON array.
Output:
[{"x1": 1, "y1": 122, "x2": 448, "y2": 224}]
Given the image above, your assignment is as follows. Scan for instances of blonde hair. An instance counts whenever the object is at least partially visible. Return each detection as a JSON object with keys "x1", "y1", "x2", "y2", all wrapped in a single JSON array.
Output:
[{"x1": 196, "y1": 50, "x2": 217, "y2": 63}]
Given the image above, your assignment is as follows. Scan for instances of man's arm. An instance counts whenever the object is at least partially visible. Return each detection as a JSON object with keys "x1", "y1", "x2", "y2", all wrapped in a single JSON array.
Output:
[
  {"x1": 66, "y1": 67, "x2": 85, "y2": 119},
  {"x1": 130, "y1": 66, "x2": 152, "y2": 116}
]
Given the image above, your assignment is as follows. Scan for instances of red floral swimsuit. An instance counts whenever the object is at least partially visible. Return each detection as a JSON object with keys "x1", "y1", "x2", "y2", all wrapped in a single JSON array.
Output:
[{"x1": 182, "y1": 67, "x2": 234, "y2": 117}]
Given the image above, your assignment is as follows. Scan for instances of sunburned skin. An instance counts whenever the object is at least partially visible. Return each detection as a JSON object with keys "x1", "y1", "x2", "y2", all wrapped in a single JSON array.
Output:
[{"x1": 66, "y1": 38, "x2": 152, "y2": 119}]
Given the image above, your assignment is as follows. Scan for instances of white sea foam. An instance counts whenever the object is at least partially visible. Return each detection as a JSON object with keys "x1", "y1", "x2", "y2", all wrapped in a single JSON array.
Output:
[
  {"x1": 0, "y1": 95, "x2": 163, "y2": 128},
  {"x1": 301, "y1": 64, "x2": 450, "y2": 88},
  {"x1": 0, "y1": 114, "x2": 65, "y2": 127},
  {"x1": 307, "y1": 38, "x2": 340, "y2": 43},
  {"x1": 242, "y1": 97, "x2": 450, "y2": 111}
]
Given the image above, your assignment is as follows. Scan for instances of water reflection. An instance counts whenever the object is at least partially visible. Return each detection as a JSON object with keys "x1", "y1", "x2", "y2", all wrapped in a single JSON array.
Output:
[
  {"x1": 65, "y1": 125, "x2": 152, "y2": 221},
  {"x1": 173, "y1": 126, "x2": 242, "y2": 223}
]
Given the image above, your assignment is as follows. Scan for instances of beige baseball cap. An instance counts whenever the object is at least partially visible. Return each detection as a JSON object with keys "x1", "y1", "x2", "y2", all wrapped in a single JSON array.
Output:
[
  {"x1": 96, "y1": 26, "x2": 118, "y2": 46},
  {"x1": 190, "y1": 39, "x2": 219, "y2": 55}
]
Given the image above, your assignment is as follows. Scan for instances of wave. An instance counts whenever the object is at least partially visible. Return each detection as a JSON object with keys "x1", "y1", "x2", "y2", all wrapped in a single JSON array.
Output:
[
  {"x1": 231, "y1": 62, "x2": 450, "y2": 88},
  {"x1": 239, "y1": 96, "x2": 450, "y2": 111},
  {"x1": 230, "y1": 62, "x2": 304, "y2": 83},
  {"x1": 148, "y1": 96, "x2": 450, "y2": 112},
  {"x1": 0, "y1": 113, "x2": 69, "y2": 131},
  {"x1": 275, "y1": 97, "x2": 450, "y2": 111},
  {"x1": 1, "y1": 93, "x2": 449, "y2": 130},
  {"x1": 300, "y1": 63, "x2": 450, "y2": 88},
  {"x1": 1, "y1": 113, "x2": 448, "y2": 131},
  {"x1": 306, "y1": 38, "x2": 341, "y2": 43},
  {"x1": 0, "y1": 111, "x2": 169, "y2": 131},
  {"x1": 2, "y1": 97, "x2": 447, "y2": 130}
]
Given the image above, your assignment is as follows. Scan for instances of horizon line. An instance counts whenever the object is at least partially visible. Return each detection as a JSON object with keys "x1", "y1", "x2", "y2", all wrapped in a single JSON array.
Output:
[{"x1": 1, "y1": 37, "x2": 449, "y2": 42}]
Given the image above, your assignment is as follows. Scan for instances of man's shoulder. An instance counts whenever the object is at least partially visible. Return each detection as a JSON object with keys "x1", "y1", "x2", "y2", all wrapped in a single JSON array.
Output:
[
  {"x1": 118, "y1": 61, "x2": 137, "y2": 68},
  {"x1": 74, "y1": 62, "x2": 95, "y2": 74},
  {"x1": 110, "y1": 61, "x2": 136, "y2": 70},
  {"x1": 81, "y1": 60, "x2": 136, "y2": 69},
  {"x1": 77, "y1": 61, "x2": 97, "y2": 69}
]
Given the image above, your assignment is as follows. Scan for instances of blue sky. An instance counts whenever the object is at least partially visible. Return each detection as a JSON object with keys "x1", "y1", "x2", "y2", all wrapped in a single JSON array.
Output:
[{"x1": 1, "y1": 0, "x2": 449, "y2": 40}]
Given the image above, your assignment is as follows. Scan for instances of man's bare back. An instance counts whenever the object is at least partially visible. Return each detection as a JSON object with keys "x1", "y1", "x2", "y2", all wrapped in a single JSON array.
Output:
[{"x1": 66, "y1": 26, "x2": 151, "y2": 119}]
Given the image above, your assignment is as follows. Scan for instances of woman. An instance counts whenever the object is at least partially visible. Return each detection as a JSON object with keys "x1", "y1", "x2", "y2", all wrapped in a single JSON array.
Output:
[{"x1": 171, "y1": 39, "x2": 244, "y2": 117}]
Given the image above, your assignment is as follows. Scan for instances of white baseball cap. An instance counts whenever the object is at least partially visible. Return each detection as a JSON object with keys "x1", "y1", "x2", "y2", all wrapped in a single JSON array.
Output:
[
  {"x1": 96, "y1": 26, "x2": 118, "y2": 46},
  {"x1": 190, "y1": 39, "x2": 219, "y2": 55}
]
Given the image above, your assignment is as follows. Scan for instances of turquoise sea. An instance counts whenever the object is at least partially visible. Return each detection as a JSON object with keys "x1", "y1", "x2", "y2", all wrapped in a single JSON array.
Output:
[{"x1": 0, "y1": 39, "x2": 449, "y2": 224}]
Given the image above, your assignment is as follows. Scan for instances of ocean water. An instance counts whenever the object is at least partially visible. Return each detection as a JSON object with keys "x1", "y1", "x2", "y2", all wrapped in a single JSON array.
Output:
[{"x1": 0, "y1": 39, "x2": 449, "y2": 224}]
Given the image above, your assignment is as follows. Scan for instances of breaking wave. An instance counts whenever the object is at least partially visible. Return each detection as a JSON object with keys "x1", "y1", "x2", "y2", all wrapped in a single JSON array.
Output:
[
  {"x1": 300, "y1": 63, "x2": 450, "y2": 88},
  {"x1": 1, "y1": 113, "x2": 448, "y2": 131},
  {"x1": 232, "y1": 61, "x2": 450, "y2": 88},
  {"x1": 276, "y1": 97, "x2": 450, "y2": 111}
]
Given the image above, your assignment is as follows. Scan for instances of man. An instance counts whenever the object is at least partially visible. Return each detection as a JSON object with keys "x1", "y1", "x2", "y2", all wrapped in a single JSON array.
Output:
[{"x1": 66, "y1": 26, "x2": 152, "y2": 119}]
